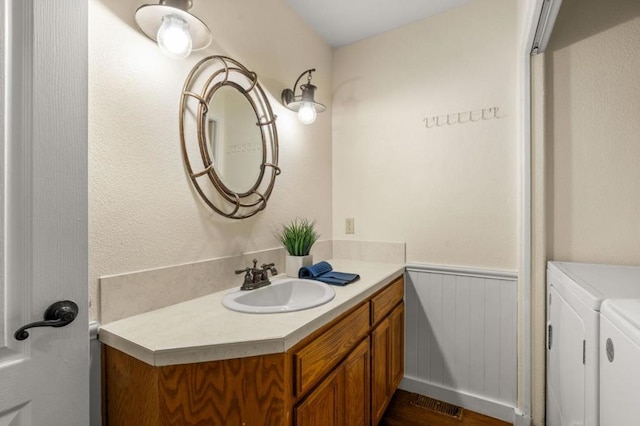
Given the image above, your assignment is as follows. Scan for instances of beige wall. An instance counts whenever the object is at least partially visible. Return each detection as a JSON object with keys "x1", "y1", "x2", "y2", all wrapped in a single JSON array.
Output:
[
  {"x1": 88, "y1": 0, "x2": 533, "y2": 420},
  {"x1": 545, "y1": 0, "x2": 640, "y2": 264},
  {"x1": 533, "y1": 1, "x2": 640, "y2": 424},
  {"x1": 88, "y1": 0, "x2": 333, "y2": 320},
  {"x1": 332, "y1": 0, "x2": 518, "y2": 270}
]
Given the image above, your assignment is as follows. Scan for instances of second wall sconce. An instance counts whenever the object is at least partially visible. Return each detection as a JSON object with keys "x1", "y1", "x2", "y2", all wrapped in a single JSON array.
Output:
[
  {"x1": 281, "y1": 69, "x2": 326, "y2": 124},
  {"x1": 135, "y1": 0, "x2": 212, "y2": 59}
]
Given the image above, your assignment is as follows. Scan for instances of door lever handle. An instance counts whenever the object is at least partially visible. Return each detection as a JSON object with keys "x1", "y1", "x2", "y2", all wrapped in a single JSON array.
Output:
[{"x1": 14, "y1": 300, "x2": 78, "y2": 341}]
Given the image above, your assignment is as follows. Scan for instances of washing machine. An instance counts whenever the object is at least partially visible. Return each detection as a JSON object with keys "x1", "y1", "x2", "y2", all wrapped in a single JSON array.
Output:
[
  {"x1": 546, "y1": 262, "x2": 640, "y2": 426},
  {"x1": 599, "y1": 298, "x2": 640, "y2": 426}
]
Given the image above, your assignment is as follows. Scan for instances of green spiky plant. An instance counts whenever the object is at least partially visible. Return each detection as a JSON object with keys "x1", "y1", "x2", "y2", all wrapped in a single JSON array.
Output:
[{"x1": 277, "y1": 218, "x2": 319, "y2": 256}]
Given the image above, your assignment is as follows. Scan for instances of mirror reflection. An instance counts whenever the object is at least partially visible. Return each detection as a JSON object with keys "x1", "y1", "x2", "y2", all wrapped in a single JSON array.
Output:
[
  {"x1": 180, "y1": 55, "x2": 279, "y2": 219},
  {"x1": 206, "y1": 86, "x2": 263, "y2": 194}
]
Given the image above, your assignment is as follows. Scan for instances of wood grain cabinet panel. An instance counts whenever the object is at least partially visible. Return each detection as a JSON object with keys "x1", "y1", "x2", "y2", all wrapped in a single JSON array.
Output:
[
  {"x1": 390, "y1": 302, "x2": 405, "y2": 391},
  {"x1": 371, "y1": 302, "x2": 405, "y2": 425},
  {"x1": 157, "y1": 354, "x2": 287, "y2": 425},
  {"x1": 344, "y1": 337, "x2": 371, "y2": 426},
  {"x1": 296, "y1": 337, "x2": 371, "y2": 426},
  {"x1": 295, "y1": 366, "x2": 345, "y2": 426},
  {"x1": 103, "y1": 346, "x2": 287, "y2": 426},
  {"x1": 103, "y1": 345, "x2": 160, "y2": 426},
  {"x1": 371, "y1": 316, "x2": 392, "y2": 424},
  {"x1": 371, "y1": 277, "x2": 404, "y2": 326},
  {"x1": 293, "y1": 303, "x2": 370, "y2": 397}
]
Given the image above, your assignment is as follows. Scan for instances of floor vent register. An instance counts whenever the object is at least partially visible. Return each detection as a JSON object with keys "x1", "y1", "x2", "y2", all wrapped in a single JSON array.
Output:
[{"x1": 410, "y1": 394, "x2": 463, "y2": 419}]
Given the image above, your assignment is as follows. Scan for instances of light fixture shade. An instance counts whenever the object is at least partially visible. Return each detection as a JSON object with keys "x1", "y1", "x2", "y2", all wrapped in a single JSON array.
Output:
[
  {"x1": 135, "y1": 3, "x2": 212, "y2": 51},
  {"x1": 284, "y1": 100, "x2": 326, "y2": 114},
  {"x1": 281, "y1": 70, "x2": 326, "y2": 122}
]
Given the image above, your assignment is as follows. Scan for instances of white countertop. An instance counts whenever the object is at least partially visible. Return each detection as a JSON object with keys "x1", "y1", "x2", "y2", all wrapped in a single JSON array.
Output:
[{"x1": 99, "y1": 259, "x2": 405, "y2": 366}]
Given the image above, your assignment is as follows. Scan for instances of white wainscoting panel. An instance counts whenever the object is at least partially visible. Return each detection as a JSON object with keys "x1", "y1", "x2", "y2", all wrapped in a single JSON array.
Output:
[{"x1": 402, "y1": 264, "x2": 518, "y2": 422}]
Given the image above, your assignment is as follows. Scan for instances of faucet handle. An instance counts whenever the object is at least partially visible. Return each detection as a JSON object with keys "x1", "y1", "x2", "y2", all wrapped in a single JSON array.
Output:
[
  {"x1": 261, "y1": 262, "x2": 278, "y2": 276},
  {"x1": 235, "y1": 267, "x2": 251, "y2": 275},
  {"x1": 235, "y1": 267, "x2": 253, "y2": 288}
]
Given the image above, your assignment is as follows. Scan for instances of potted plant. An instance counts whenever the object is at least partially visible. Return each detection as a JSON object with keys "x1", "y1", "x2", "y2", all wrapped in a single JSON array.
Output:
[{"x1": 277, "y1": 218, "x2": 319, "y2": 277}]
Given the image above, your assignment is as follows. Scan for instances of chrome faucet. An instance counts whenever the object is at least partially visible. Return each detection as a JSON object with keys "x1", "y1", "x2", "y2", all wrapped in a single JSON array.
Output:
[{"x1": 235, "y1": 259, "x2": 278, "y2": 291}]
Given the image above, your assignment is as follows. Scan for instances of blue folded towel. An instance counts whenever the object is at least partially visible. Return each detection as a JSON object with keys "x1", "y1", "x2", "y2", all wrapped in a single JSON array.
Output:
[
  {"x1": 299, "y1": 261, "x2": 360, "y2": 286},
  {"x1": 298, "y1": 261, "x2": 333, "y2": 278}
]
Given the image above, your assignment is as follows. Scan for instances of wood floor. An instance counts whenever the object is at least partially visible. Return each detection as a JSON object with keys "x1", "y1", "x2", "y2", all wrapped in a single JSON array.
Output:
[{"x1": 380, "y1": 390, "x2": 512, "y2": 426}]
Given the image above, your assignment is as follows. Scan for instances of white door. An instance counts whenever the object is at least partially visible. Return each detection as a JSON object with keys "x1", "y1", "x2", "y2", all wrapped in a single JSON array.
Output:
[{"x1": 0, "y1": 0, "x2": 89, "y2": 424}]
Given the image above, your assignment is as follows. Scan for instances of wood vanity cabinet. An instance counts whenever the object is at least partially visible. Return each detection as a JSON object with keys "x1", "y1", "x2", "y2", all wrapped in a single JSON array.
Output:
[
  {"x1": 291, "y1": 276, "x2": 404, "y2": 426},
  {"x1": 103, "y1": 276, "x2": 404, "y2": 426}
]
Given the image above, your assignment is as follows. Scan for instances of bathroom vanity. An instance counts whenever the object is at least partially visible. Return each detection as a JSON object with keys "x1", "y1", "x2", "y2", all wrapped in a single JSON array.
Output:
[{"x1": 100, "y1": 260, "x2": 404, "y2": 425}]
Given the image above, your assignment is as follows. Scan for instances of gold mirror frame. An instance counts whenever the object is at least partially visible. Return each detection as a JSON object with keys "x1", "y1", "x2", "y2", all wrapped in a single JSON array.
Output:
[{"x1": 179, "y1": 56, "x2": 280, "y2": 219}]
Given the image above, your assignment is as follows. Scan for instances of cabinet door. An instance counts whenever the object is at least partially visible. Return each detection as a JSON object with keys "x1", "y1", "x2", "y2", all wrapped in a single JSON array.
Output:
[
  {"x1": 372, "y1": 303, "x2": 405, "y2": 424},
  {"x1": 344, "y1": 338, "x2": 371, "y2": 426},
  {"x1": 295, "y1": 367, "x2": 345, "y2": 426},
  {"x1": 390, "y1": 303, "x2": 405, "y2": 390},
  {"x1": 371, "y1": 316, "x2": 391, "y2": 424},
  {"x1": 293, "y1": 303, "x2": 370, "y2": 397}
]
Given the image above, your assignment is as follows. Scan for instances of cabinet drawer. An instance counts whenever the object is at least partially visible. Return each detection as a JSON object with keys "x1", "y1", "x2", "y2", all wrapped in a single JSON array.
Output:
[
  {"x1": 293, "y1": 303, "x2": 370, "y2": 397},
  {"x1": 371, "y1": 276, "x2": 404, "y2": 326}
]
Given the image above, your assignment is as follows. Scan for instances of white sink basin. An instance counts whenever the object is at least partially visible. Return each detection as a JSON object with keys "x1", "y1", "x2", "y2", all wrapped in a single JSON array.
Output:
[{"x1": 222, "y1": 278, "x2": 335, "y2": 314}]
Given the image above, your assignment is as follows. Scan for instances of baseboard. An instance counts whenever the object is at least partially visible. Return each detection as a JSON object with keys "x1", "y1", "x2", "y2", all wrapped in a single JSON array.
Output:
[
  {"x1": 514, "y1": 410, "x2": 532, "y2": 426},
  {"x1": 400, "y1": 376, "x2": 517, "y2": 423}
]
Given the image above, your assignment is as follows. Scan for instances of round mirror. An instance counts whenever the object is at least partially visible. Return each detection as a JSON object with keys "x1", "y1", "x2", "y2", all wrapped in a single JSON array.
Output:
[
  {"x1": 206, "y1": 86, "x2": 264, "y2": 194},
  {"x1": 179, "y1": 56, "x2": 280, "y2": 219}
]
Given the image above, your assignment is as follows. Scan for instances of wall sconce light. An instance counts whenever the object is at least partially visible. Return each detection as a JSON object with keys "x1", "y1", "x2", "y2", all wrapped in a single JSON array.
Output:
[
  {"x1": 135, "y1": 0, "x2": 212, "y2": 59},
  {"x1": 281, "y1": 69, "x2": 326, "y2": 124}
]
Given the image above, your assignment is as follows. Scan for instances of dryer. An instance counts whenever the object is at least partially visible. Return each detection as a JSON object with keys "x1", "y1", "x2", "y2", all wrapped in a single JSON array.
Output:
[
  {"x1": 546, "y1": 262, "x2": 640, "y2": 426},
  {"x1": 599, "y1": 299, "x2": 640, "y2": 426}
]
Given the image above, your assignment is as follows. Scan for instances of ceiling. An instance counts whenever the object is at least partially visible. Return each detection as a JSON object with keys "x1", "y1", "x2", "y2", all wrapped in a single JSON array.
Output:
[{"x1": 285, "y1": 0, "x2": 473, "y2": 47}]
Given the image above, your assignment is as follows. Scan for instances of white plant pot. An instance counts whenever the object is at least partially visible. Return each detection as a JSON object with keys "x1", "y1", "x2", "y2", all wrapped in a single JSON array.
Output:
[{"x1": 285, "y1": 254, "x2": 313, "y2": 278}]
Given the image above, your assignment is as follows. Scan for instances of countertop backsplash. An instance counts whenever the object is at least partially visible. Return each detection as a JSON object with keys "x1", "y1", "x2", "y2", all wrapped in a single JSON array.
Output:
[{"x1": 99, "y1": 239, "x2": 404, "y2": 325}]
